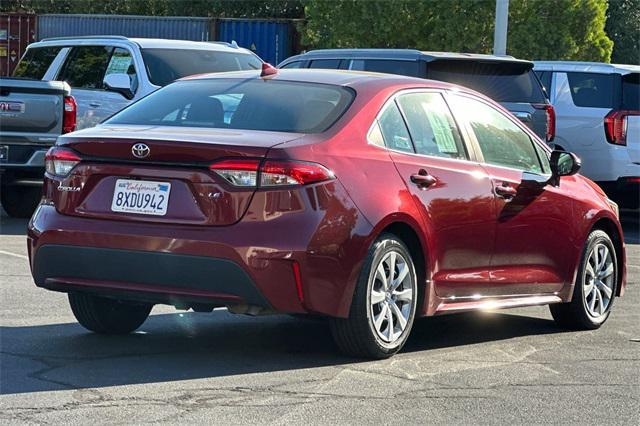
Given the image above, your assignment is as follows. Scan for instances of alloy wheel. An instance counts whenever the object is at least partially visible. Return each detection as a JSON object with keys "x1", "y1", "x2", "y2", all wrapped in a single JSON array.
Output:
[{"x1": 583, "y1": 243, "x2": 615, "y2": 318}]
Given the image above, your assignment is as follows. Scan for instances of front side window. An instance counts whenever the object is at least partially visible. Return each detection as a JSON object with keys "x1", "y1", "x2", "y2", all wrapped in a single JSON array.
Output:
[
  {"x1": 13, "y1": 46, "x2": 63, "y2": 80},
  {"x1": 106, "y1": 79, "x2": 354, "y2": 134},
  {"x1": 59, "y1": 45, "x2": 114, "y2": 89},
  {"x1": 450, "y1": 95, "x2": 543, "y2": 173},
  {"x1": 566, "y1": 72, "x2": 615, "y2": 108},
  {"x1": 351, "y1": 59, "x2": 420, "y2": 77},
  {"x1": 308, "y1": 59, "x2": 342, "y2": 69},
  {"x1": 141, "y1": 49, "x2": 262, "y2": 87},
  {"x1": 280, "y1": 61, "x2": 304, "y2": 69},
  {"x1": 376, "y1": 102, "x2": 413, "y2": 153},
  {"x1": 396, "y1": 92, "x2": 466, "y2": 159},
  {"x1": 105, "y1": 47, "x2": 138, "y2": 93}
]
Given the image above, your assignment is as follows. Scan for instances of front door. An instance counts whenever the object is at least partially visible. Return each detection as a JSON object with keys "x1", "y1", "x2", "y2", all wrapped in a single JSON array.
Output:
[{"x1": 374, "y1": 91, "x2": 496, "y2": 298}]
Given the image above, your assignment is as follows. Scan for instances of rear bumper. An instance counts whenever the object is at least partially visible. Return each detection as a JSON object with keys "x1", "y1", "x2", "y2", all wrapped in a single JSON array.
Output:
[
  {"x1": 0, "y1": 143, "x2": 49, "y2": 184},
  {"x1": 33, "y1": 244, "x2": 271, "y2": 309}
]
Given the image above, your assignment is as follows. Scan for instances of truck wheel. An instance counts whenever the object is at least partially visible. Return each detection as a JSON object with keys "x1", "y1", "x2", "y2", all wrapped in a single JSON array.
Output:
[
  {"x1": 68, "y1": 292, "x2": 152, "y2": 334},
  {"x1": 330, "y1": 234, "x2": 418, "y2": 359},
  {"x1": 1, "y1": 185, "x2": 41, "y2": 218}
]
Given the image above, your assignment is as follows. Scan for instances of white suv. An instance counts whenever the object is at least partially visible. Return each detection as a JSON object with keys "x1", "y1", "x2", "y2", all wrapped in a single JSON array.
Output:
[{"x1": 534, "y1": 61, "x2": 639, "y2": 208}]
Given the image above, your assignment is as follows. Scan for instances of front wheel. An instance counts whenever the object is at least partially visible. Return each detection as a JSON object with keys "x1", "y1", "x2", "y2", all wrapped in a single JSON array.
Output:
[
  {"x1": 330, "y1": 234, "x2": 418, "y2": 359},
  {"x1": 550, "y1": 230, "x2": 617, "y2": 330},
  {"x1": 69, "y1": 292, "x2": 152, "y2": 334}
]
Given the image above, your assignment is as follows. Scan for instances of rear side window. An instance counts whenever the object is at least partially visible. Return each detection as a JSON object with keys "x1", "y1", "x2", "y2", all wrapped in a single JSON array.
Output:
[
  {"x1": 141, "y1": 49, "x2": 262, "y2": 87},
  {"x1": 351, "y1": 59, "x2": 420, "y2": 77},
  {"x1": 59, "y1": 46, "x2": 114, "y2": 89},
  {"x1": 396, "y1": 92, "x2": 467, "y2": 159},
  {"x1": 13, "y1": 46, "x2": 62, "y2": 79},
  {"x1": 106, "y1": 79, "x2": 354, "y2": 134},
  {"x1": 309, "y1": 59, "x2": 342, "y2": 69},
  {"x1": 566, "y1": 72, "x2": 615, "y2": 108},
  {"x1": 376, "y1": 103, "x2": 414, "y2": 153},
  {"x1": 535, "y1": 71, "x2": 552, "y2": 95},
  {"x1": 622, "y1": 73, "x2": 639, "y2": 110},
  {"x1": 427, "y1": 60, "x2": 546, "y2": 103}
]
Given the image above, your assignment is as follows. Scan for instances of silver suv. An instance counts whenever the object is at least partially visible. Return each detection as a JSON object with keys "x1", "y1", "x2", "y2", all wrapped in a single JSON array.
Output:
[{"x1": 534, "y1": 61, "x2": 639, "y2": 208}]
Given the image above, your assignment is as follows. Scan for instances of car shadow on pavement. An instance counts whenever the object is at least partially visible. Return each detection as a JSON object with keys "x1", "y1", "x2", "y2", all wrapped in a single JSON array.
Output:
[{"x1": 1, "y1": 309, "x2": 565, "y2": 395}]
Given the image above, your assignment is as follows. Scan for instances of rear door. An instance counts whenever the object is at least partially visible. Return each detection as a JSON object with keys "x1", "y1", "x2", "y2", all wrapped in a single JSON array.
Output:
[
  {"x1": 426, "y1": 60, "x2": 549, "y2": 140},
  {"x1": 448, "y1": 93, "x2": 577, "y2": 295},
  {"x1": 375, "y1": 90, "x2": 496, "y2": 297}
]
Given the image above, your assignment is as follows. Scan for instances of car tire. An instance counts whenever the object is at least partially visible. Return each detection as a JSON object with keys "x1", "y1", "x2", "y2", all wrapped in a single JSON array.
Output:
[
  {"x1": 1, "y1": 184, "x2": 41, "y2": 218},
  {"x1": 330, "y1": 234, "x2": 418, "y2": 359},
  {"x1": 549, "y1": 230, "x2": 617, "y2": 330},
  {"x1": 68, "y1": 292, "x2": 152, "y2": 334}
]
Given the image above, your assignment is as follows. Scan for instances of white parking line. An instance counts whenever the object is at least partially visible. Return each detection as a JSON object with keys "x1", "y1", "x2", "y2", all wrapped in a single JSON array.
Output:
[{"x1": 0, "y1": 249, "x2": 28, "y2": 260}]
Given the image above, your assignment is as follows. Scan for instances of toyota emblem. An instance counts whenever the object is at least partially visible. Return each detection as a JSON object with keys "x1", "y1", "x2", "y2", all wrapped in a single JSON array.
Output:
[{"x1": 131, "y1": 143, "x2": 150, "y2": 159}]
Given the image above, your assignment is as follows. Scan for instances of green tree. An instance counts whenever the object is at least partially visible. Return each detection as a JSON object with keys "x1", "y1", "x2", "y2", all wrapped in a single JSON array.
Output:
[
  {"x1": 301, "y1": 0, "x2": 613, "y2": 62},
  {"x1": 606, "y1": 0, "x2": 640, "y2": 64}
]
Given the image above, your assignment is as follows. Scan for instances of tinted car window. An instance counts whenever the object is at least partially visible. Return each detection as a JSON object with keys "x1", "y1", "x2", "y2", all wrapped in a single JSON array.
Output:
[
  {"x1": 396, "y1": 92, "x2": 466, "y2": 159},
  {"x1": 351, "y1": 59, "x2": 419, "y2": 77},
  {"x1": 309, "y1": 59, "x2": 342, "y2": 69},
  {"x1": 13, "y1": 46, "x2": 63, "y2": 80},
  {"x1": 622, "y1": 73, "x2": 639, "y2": 110},
  {"x1": 566, "y1": 72, "x2": 615, "y2": 108},
  {"x1": 141, "y1": 49, "x2": 262, "y2": 86},
  {"x1": 106, "y1": 79, "x2": 354, "y2": 134},
  {"x1": 450, "y1": 95, "x2": 542, "y2": 173},
  {"x1": 377, "y1": 102, "x2": 414, "y2": 153},
  {"x1": 59, "y1": 46, "x2": 114, "y2": 89},
  {"x1": 535, "y1": 71, "x2": 552, "y2": 95},
  {"x1": 280, "y1": 61, "x2": 304, "y2": 69},
  {"x1": 427, "y1": 60, "x2": 546, "y2": 103},
  {"x1": 105, "y1": 48, "x2": 138, "y2": 92}
]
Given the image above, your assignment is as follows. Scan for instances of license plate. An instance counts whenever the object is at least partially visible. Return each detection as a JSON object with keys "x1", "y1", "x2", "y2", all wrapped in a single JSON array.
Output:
[
  {"x1": 111, "y1": 179, "x2": 171, "y2": 216},
  {"x1": 0, "y1": 145, "x2": 7, "y2": 163}
]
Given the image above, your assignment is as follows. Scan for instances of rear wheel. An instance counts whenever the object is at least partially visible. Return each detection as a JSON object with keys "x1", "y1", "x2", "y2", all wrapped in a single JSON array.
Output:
[
  {"x1": 1, "y1": 184, "x2": 41, "y2": 218},
  {"x1": 330, "y1": 234, "x2": 418, "y2": 359},
  {"x1": 550, "y1": 230, "x2": 617, "y2": 330},
  {"x1": 68, "y1": 293, "x2": 152, "y2": 334}
]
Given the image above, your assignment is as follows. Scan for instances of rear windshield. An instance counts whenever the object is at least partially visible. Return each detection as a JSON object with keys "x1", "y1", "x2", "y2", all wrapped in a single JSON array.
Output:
[
  {"x1": 141, "y1": 48, "x2": 262, "y2": 86},
  {"x1": 13, "y1": 46, "x2": 62, "y2": 80},
  {"x1": 106, "y1": 79, "x2": 355, "y2": 133},
  {"x1": 427, "y1": 60, "x2": 546, "y2": 103},
  {"x1": 622, "y1": 73, "x2": 639, "y2": 110}
]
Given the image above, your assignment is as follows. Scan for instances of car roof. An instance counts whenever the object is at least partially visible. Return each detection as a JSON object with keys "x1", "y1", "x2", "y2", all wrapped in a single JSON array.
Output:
[
  {"x1": 32, "y1": 36, "x2": 255, "y2": 54},
  {"x1": 180, "y1": 68, "x2": 459, "y2": 90},
  {"x1": 281, "y1": 48, "x2": 531, "y2": 65},
  {"x1": 534, "y1": 61, "x2": 640, "y2": 74}
]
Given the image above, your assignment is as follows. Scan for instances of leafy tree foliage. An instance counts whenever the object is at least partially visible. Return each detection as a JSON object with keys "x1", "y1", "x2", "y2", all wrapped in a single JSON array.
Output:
[
  {"x1": 606, "y1": 0, "x2": 640, "y2": 64},
  {"x1": 301, "y1": 0, "x2": 612, "y2": 61}
]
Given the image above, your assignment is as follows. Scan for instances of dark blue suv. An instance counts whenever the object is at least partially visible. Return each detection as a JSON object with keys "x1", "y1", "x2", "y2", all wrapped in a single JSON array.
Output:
[{"x1": 279, "y1": 49, "x2": 554, "y2": 142}]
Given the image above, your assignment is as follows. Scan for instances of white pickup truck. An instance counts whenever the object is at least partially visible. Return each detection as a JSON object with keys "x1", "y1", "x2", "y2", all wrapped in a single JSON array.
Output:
[{"x1": 0, "y1": 36, "x2": 262, "y2": 217}]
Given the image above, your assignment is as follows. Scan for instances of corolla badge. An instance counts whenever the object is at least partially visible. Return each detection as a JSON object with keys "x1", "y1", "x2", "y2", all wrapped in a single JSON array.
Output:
[{"x1": 132, "y1": 143, "x2": 150, "y2": 159}]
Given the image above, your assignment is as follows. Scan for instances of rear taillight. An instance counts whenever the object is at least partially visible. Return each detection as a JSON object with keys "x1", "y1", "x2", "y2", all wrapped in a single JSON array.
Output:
[
  {"x1": 62, "y1": 95, "x2": 77, "y2": 134},
  {"x1": 604, "y1": 110, "x2": 639, "y2": 146},
  {"x1": 45, "y1": 147, "x2": 81, "y2": 177},
  {"x1": 209, "y1": 159, "x2": 334, "y2": 188},
  {"x1": 534, "y1": 103, "x2": 555, "y2": 142}
]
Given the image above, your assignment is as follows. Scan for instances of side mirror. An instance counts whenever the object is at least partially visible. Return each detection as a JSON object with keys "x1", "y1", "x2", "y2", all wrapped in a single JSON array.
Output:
[
  {"x1": 103, "y1": 73, "x2": 133, "y2": 100},
  {"x1": 549, "y1": 150, "x2": 581, "y2": 185}
]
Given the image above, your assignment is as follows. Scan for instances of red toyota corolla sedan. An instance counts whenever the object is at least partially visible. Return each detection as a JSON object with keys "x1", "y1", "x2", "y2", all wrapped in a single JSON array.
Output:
[{"x1": 28, "y1": 67, "x2": 626, "y2": 359}]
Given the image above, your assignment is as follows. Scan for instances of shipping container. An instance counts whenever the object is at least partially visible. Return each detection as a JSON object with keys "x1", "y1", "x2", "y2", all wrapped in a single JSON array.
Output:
[
  {"x1": 37, "y1": 14, "x2": 215, "y2": 42},
  {"x1": 217, "y1": 19, "x2": 297, "y2": 65},
  {"x1": 0, "y1": 14, "x2": 37, "y2": 76}
]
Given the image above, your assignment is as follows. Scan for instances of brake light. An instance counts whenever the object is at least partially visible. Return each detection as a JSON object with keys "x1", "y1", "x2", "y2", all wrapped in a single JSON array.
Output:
[
  {"x1": 533, "y1": 103, "x2": 555, "y2": 142},
  {"x1": 62, "y1": 96, "x2": 77, "y2": 134},
  {"x1": 209, "y1": 159, "x2": 334, "y2": 187},
  {"x1": 45, "y1": 147, "x2": 81, "y2": 177},
  {"x1": 604, "y1": 110, "x2": 639, "y2": 146}
]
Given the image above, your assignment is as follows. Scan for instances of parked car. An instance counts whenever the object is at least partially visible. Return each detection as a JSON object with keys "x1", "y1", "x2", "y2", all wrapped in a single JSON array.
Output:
[
  {"x1": 29, "y1": 68, "x2": 626, "y2": 359},
  {"x1": 534, "y1": 61, "x2": 639, "y2": 208},
  {"x1": 0, "y1": 36, "x2": 263, "y2": 217},
  {"x1": 279, "y1": 49, "x2": 555, "y2": 142}
]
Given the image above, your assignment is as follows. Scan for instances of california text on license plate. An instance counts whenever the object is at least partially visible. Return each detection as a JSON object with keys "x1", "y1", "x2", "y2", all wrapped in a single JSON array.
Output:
[{"x1": 111, "y1": 179, "x2": 171, "y2": 216}]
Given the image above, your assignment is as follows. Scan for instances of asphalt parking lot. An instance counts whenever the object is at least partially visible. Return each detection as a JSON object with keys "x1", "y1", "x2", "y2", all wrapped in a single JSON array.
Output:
[{"x1": 1, "y1": 209, "x2": 638, "y2": 424}]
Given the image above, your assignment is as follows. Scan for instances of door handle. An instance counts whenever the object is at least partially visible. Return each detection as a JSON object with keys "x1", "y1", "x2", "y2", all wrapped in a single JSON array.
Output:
[
  {"x1": 495, "y1": 183, "x2": 518, "y2": 199},
  {"x1": 410, "y1": 169, "x2": 437, "y2": 189},
  {"x1": 89, "y1": 102, "x2": 101, "y2": 108}
]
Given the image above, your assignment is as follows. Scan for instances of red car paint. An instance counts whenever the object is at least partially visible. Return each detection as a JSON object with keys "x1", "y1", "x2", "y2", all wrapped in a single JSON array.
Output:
[{"x1": 28, "y1": 69, "x2": 626, "y2": 319}]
